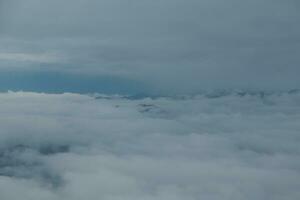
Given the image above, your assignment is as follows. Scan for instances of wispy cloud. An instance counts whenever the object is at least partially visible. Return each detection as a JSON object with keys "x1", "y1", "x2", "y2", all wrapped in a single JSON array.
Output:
[{"x1": 0, "y1": 52, "x2": 61, "y2": 63}]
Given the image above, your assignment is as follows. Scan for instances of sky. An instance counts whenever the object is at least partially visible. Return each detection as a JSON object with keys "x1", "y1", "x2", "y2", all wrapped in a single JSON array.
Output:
[
  {"x1": 1, "y1": 2, "x2": 300, "y2": 199},
  {"x1": 0, "y1": 0, "x2": 299, "y2": 94}
]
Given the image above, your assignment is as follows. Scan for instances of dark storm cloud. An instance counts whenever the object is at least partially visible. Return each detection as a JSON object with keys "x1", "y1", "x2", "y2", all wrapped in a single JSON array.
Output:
[{"x1": 0, "y1": 0, "x2": 300, "y2": 93}]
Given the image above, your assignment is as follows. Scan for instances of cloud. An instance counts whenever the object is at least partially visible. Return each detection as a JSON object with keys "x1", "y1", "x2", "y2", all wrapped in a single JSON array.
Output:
[
  {"x1": 0, "y1": 0, "x2": 299, "y2": 93},
  {"x1": 0, "y1": 52, "x2": 60, "y2": 63},
  {"x1": 1, "y1": 1, "x2": 299, "y2": 198},
  {"x1": 0, "y1": 91, "x2": 300, "y2": 199}
]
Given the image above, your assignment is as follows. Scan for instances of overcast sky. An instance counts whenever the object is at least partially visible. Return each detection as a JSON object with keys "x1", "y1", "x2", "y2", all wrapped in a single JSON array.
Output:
[{"x1": 0, "y1": 0, "x2": 299, "y2": 94}]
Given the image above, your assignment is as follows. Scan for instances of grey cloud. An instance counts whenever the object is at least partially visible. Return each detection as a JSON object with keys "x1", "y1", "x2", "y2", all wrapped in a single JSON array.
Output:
[{"x1": 0, "y1": 0, "x2": 299, "y2": 93}]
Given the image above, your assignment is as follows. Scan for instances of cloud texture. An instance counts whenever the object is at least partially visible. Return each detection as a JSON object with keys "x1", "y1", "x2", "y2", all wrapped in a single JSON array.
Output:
[
  {"x1": 0, "y1": 0, "x2": 300, "y2": 93},
  {"x1": 0, "y1": 91, "x2": 300, "y2": 199}
]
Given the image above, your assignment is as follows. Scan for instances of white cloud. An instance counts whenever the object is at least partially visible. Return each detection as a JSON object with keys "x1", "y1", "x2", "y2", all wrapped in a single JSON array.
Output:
[{"x1": 0, "y1": 91, "x2": 300, "y2": 199}]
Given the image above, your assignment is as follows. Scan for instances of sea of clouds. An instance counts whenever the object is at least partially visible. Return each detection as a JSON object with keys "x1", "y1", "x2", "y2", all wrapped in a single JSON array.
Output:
[{"x1": 0, "y1": 91, "x2": 300, "y2": 200}]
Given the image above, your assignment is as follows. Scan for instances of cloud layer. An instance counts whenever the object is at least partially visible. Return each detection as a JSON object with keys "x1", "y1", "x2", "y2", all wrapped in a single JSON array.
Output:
[
  {"x1": 0, "y1": 0, "x2": 300, "y2": 93},
  {"x1": 1, "y1": 1, "x2": 299, "y2": 199},
  {"x1": 0, "y1": 91, "x2": 300, "y2": 199}
]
